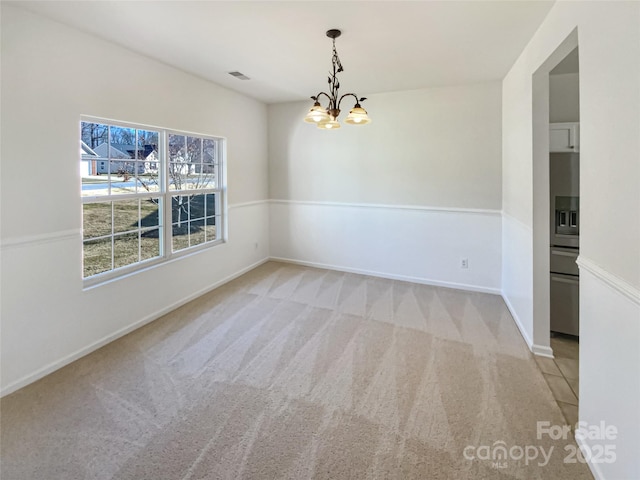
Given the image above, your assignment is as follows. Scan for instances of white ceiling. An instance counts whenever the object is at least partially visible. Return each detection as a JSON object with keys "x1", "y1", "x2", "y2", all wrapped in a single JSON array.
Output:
[{"x1": 14, "y1": 1, "x2": 555, "y2": 104}]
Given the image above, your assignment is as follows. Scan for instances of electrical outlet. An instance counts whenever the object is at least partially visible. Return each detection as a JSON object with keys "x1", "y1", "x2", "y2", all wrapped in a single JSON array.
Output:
[{"x1": 461, "y1": 258, "x2": 469, "y2": 269}]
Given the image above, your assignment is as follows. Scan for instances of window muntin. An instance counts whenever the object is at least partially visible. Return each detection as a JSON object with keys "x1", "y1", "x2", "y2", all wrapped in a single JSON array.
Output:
[{"x1": 81, "y1": 119, "x2": 224, "y2": 282}]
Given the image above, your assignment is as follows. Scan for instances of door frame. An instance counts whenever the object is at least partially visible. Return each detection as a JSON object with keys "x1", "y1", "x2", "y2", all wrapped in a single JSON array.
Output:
[{"x1": 531, "y1": 28, "x2": 579, "y2": 355}]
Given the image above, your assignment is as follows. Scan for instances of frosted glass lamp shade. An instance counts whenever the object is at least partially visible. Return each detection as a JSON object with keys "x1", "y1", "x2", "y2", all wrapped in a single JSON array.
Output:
[
  {"x1": 344, "y1": 106, "x2": 371, "y2": 125},
  {"x1": 317, "y1": 118, "x2": 341, "y2": 130},
  {"x1": 304, "y1": 102, "x2": 330, "y2": 124}
]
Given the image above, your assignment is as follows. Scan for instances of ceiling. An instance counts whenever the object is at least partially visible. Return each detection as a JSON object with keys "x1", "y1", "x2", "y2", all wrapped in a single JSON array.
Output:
[{"x1": 13, "y1": 1, "x2": 555, "y2": 104}]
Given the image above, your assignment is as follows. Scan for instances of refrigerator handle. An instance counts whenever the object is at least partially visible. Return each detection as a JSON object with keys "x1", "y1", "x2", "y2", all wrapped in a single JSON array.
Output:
[
  {"x1": 551, "y1": 249, "x2": 578, "y2": 258},
  {"x1": 551, "y1": 275, "x2": 579, "y2": 285}
]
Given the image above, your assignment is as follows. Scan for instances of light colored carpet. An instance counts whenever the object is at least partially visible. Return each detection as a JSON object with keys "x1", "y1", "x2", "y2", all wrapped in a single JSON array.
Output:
[{"x1": 1, "y1": 262, "x2": 592, "y2": 479}]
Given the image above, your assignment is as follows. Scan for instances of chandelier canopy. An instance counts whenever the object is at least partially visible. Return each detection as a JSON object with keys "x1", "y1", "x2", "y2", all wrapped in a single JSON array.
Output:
[{"x1": 303, "y1": 29, "x2": 371, "y2": 130}]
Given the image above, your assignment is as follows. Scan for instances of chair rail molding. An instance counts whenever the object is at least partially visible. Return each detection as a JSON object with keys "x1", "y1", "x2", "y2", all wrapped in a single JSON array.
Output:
[{"x1": 577, "y1": 256, "x2": 640, "y2": 306}]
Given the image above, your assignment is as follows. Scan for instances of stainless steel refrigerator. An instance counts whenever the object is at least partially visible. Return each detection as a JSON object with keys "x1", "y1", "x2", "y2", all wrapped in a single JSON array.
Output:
[{"x1": 550, "y1": 152, "x2": 579, "y2": 336}]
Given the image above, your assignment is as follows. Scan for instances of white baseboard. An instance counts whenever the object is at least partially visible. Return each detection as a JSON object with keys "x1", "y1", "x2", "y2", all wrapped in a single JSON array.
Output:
[
  {"x1": 531, "y1": 344, "x2": 554, "y2": 358},
  {"x1": 270, "y1": 256, "x2": 501, "y2": 295},
  {"x1": 0, "y1": 257, "x2": 269, "y2": 398},
  {"x1": 501, "y1": 291, "x2": 554, "y2": 357}
]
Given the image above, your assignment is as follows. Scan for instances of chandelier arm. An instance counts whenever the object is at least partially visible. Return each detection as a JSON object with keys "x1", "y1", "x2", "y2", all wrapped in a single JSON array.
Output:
[
  {"x1": 337, "y1": 93, "x2": 362, "y2": 111},
  {"x1": 326, "y1": 38, "x2": 343, "y2": 111},
  {"x1": 314, "y1": 92, "x2": 333, "y2": 106}
]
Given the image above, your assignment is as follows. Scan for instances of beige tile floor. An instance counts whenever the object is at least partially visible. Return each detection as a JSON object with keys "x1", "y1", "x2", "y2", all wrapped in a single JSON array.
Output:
[{"x1": 536, "y1": 334, "x2": 579, "y2": 426}]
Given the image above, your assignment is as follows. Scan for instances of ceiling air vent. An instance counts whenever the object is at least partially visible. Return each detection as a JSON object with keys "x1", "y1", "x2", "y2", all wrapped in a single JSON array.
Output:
[{"x1": 228, "y1": 71, "x2": 250, "y2": 80}]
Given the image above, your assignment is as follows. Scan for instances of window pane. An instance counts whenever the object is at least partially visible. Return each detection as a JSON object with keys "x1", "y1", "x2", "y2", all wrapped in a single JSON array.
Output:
[
  {"x1": 203, "y1": 138, "x2": 217, "y2": 165},
  {"x1": 83, "y1": 237, "x2": 112, "y2": 277},
  {"x1": 169, "y1": 163, "x2": 213, "y2": 191},
  {"x1": 171, "y1": 194, "x2": 190, "y2": 224},
  {"x1": 137, "y1": 173, "x2": 160, "y2": 193},
  {"x1": 141, "y1": 229, "x2": 161, "y2": 262},
  {"x1": 137, "y1": 129, "x2": 158, "y2": 159},
  {"x1": 168, "y1": 164, "x2": 181, "y2": 190},
  {"x1": 191, "y1": 170, "x2": 214, "y2": 190},
  {"x1": 184, "y1": 137, "x2": 202, "y2": 189},
  {"x1": 205, "y1": 215, "x2": 219, "y2": 241},
  {"x1": 172, "y1": 223, "x2": 190, "y2": 252},
  {"x1": 84, "y1": 157, "x2": 113, "y2": 197},
  {"x1": 170, "y1": 194, "x2": 208, "y2": 221},
  {"x1": 80, "y1": 123, "x2": 110, "y2": 197},
  {"x1": 168, "y1": 161, "x2": 192, "y2": 190},
  {"x1": 187, "y1": 136, "x2": 202, "y2": 164},
  {"x1": 205, "y1": 193, "x2": 218, "y2": 217},
  {"x1": 110, "y1": 166, "x2": 137, "y2": 195},
  {"x1": 130, "y1": 161, "x2": 144, "y2": 193},
  {"x1": 190, "y1": 218, "x2": 205, "y2": 247},
  {"x1": 113, "y1": 199, "x2": 139, "y2": 234},
  {"x1": 190, "y1": 194, "x2": 205, "y2": 220},
  {"x1": 109, "y1": 126, "x2": 136, "y2": 152},
  {"x1": 108, "y1": 129, "x2": 137, "y2": 196},
  {"x1": 140, "y1": 199, "x2": 160, "y2": 228},
  {"x1": 168, "y1": 134, "x2": 185, "y2": 191},
  {"x1": 203, "y1": 139, "x2": 217, "y2": 188},
  {"x1": 114, "y1": 232, "x2": 139, "y2": 269},
  {"x1": 168, "y1": 134, "x2": 185, "y2": 160},
  {"x1": 83, "y1": 202, "x2": 112, "y2": 239},
  {"x1": 81, "y1": 122, "x2": 108, "y2": 150},
  {"x1": 137, "y1": 133, "x2": 160, "y2": 192},
  {"x1": 81, "y1": 169, "x2": 110, "y2": 197}
]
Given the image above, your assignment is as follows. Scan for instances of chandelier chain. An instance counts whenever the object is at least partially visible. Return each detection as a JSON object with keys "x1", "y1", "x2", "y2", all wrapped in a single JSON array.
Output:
[{"x1": 327, "y1": 39, "x2": 343, "y2": 111}]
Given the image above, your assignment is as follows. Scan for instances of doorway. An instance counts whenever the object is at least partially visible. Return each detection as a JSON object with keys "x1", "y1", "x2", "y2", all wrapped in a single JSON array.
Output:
[
  {"x1": 531, "y1": 30, "x2": 580, "y2": 425},
  {"x1": 548, "y1": 47, "x2": 580, "y2": 422}
]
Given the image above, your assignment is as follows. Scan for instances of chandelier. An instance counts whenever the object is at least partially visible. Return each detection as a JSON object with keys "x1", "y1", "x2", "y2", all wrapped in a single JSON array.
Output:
[{"x1": 303, "y1": 29, "x2": 371, "y2": 130}]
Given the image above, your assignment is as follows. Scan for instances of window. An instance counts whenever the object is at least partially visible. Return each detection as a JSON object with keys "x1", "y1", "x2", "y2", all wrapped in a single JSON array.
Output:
[{"x1": 81, "y1": 118, "x2": 224, "y2": 283}]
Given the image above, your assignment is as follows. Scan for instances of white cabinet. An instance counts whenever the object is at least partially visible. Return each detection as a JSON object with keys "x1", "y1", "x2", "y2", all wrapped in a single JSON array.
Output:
[{"x1": 550, "y1": 122, "x2": 579, "y2": 153}]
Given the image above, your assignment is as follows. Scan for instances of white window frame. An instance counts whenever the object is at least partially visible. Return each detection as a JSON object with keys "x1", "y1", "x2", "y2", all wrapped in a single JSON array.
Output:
[{"x1": 81, "y1": 116, "x2": 226, "y2": 287}]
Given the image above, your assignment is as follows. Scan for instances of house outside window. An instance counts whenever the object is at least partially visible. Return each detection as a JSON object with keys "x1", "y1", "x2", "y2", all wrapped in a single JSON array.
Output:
[{"x1": 81, "y1": 118, "x2": 225, "y2": 284}]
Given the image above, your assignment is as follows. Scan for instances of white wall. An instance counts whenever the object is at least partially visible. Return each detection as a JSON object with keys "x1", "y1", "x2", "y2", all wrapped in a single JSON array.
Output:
[
  {"x1": 549, "y1": 73, "x2": 580, "y2": 123},
  {"x1": 268, "y1": 83, "x2": 503, "y2": 292},
  {"x1": 578, "y1": 264, "x2": 640, "y2": 480},
  {"x1": 502, "y1": 2, "x2": 640, "y2": 478},
  {"x1": 270, "y1": 201, "x2": 501, "y2": 293},
  {"x1": 0, "y1": 5, "x2": 270, "y2": 395}
]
